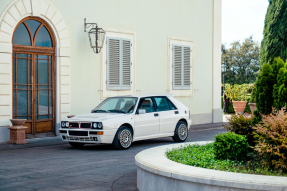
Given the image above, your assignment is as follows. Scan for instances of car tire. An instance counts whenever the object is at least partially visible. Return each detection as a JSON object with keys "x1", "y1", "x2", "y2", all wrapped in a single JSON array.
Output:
[
  {"x1": 112, "y1": 126, "x2": 133, "y2": 150},
  {"x1": 172, "y1": 121, "x2": 188, "y2": 142},
  {"x1": 69, "y1": 142, "x2": 85, "y2": 148}
]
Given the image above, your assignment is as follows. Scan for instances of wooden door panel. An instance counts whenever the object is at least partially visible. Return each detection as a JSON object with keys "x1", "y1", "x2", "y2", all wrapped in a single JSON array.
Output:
[
  {"x1": 23, "y1": 122, "x2": 32, "y2": 134},
  {"x1": 35, "y1": 121, "x2": 53, "y2": 133}
]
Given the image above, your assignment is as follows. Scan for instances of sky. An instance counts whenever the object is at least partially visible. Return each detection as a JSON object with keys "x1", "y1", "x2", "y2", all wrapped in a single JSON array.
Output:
[{"x1": 222, "y1": 0, "x2": 269, "y2": 46}]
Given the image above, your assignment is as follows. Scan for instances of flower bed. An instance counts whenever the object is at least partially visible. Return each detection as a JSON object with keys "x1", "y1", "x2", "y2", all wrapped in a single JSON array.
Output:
[{"x1": 166, "y1": 143, "x2": 287, "y2": 177}]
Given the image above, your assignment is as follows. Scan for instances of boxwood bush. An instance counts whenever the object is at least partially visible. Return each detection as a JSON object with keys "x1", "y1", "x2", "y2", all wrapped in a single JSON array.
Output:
[
  {"x1": 214, "y1": 132, "x2": 249, "y2": 161},
  {"x1": 223, "y1": 114, "x2": 255, "y2": 146}
]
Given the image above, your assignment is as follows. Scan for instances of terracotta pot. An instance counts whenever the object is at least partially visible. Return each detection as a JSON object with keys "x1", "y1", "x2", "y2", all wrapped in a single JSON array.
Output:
[
  {"x1": 248, "y1": 103, "x2": 257, "y2": 114},
  {"x1": 10, "y1": 119, "x2": 27, "y2": 126},
  {"x1": 232, "y1": 101, "x2": 247, "y2": 115}
]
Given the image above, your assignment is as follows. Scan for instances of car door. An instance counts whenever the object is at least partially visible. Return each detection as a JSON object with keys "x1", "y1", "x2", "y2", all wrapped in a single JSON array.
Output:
[
  {"x1": 154, "y1": 96, "x2": 179, "y2": 134},
  {"x1": 134, "y1": 97, "x2": 160, "y2": 138}
]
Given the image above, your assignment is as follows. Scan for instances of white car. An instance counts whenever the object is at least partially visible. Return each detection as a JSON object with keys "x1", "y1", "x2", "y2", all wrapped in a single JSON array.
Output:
[{"x1": 59, "y1": 94, "x2": 191, "y2": 149}]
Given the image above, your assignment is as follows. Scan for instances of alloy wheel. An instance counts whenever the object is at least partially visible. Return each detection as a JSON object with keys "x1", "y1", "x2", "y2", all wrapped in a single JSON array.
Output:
[
  {"x1": 119, "y1": 129, "x2": 132, "y2": 148},
  {"x1": 178, "y1": 124, "x2": 188, "y2": 140}
]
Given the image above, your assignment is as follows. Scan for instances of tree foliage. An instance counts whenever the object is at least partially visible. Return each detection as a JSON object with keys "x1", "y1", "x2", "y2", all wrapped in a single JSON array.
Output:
[
  {"x1": 260, "y1": 0, "x2": 287, "y2": 66},
  {"x1": 222, "y1": 36, "x2": 260, "y2": 85}
]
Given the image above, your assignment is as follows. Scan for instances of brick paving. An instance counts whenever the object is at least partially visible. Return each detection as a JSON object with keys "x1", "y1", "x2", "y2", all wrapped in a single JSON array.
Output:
[{"x1": 0, "y1": 123, "x2": 226, "y2": 191}]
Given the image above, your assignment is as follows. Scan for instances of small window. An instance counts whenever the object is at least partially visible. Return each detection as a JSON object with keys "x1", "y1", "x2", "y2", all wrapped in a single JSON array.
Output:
[
  {"x1": 13, "y1": 23, "x2": 31, "y2": 46},
  {"x1": 137, "y1": 98, "x2": 156, "y2": 113},
  {"x1": 154, "y1": 97, "x2": 176, "y2": 111},
  {"x1": 35, "y1": 26, "x2": 53, "y2": 47}
]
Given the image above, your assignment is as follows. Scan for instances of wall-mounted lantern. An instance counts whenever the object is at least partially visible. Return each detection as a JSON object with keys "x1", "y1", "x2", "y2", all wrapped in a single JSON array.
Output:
[{"x1": 84, "y1": 18, "x2": 106, "y2": 53}]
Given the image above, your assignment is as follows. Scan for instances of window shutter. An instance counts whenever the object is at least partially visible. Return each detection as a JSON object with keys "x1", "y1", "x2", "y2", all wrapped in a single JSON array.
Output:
[
  {"x1": 183, "y1": 46, "x2": 191, "y2": 89},
  {"x1": 121, "y1": 39, "x2": 131, "y2": 90},
  {"x1": 172, "y1": 45, "x2": 191, "y2": 90},
  {"x1": 173, "y1": 45, "x2": 182, "y2": 89},
  {"x1": 107, "y1": 38, "x2": 120, "y2": 90},
  {"x1": 107, "y1": 37, "x2": 131, "y2": 90}
]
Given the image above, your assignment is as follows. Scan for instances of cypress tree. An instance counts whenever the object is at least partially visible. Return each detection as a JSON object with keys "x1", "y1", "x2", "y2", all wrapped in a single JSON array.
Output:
[{"x1": 260, "y1": 0, "x2": 287, "y2": 66}]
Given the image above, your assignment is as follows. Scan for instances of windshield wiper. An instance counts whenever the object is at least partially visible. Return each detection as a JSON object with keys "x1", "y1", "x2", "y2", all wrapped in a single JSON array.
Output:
[
  {"x1": 107, "y1": 109, "x2": 126, "y2": 113},
  {"x1": 92, "y1": 110, "x2": 107, "y2": 113}
]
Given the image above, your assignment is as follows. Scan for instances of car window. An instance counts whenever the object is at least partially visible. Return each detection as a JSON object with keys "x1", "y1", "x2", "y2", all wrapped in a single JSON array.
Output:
[
  {"x1": 93, "y1": 97, "x2": 137, "y2": 113},
  {"x1": 137, "y1": 98, "x2": 156, "y2": 113},
  {"x1": 154, "y1": 97, "x2": 176, "y2": 111}
]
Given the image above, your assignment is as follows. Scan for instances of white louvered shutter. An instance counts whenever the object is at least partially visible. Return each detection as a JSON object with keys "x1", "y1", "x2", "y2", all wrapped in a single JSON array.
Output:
[
  {"x1": 107, "y1": 37, "x2": 131, "y2": 90},
  {"x1": 183, "y1": 46, "x2": 191, "y2": 89},
  {"x1": 172, "y1": 45, "x2": 191, "y2": 90},
  {"x1": 107, "y1": 38, "x2": 120, "y2": 89},
  {"x1": 121, "y1": 39, "x2": 131, "y2": 90}
]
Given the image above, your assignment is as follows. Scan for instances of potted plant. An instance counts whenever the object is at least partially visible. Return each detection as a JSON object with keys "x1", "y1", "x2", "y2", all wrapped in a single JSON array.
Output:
[
  {"x1": 225, "y1": 84, "x2": 250, "y2": 115},
  {"x1": 248, "y1": 85, "x2": 256, "y2": 114}
]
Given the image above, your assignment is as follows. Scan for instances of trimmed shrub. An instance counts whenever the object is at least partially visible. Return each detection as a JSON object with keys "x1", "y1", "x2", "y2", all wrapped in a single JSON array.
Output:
[
  {"x1": 253, "y1": 107, "x2": 287, "y2": 171},
  {"x1": 214, "y1": 132, "x2": 249, "y2": 161},
  {"x1": 223, "y1": 114, "x2": 255, "y2": 146},
  {"x1": 255, "y1": 63, "x2": 275, "y2": 115}
]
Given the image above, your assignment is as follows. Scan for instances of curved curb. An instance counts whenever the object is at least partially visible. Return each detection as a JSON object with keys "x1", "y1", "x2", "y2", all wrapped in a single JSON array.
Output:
[{"x1": 135, "y1": 141, "x2": 287, "y2": 191}]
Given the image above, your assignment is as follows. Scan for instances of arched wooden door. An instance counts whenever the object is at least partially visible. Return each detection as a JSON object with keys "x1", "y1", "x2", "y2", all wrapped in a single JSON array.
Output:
[{"x1": 12, "y1": 17, "x2": 56, "y2": 137}]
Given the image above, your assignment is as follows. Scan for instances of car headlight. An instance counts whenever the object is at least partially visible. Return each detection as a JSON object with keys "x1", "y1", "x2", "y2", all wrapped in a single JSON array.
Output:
[
  {"x1": 92, "y1": 122, "x2": 103, "y2": 129},
  {"x1": 61, "y1": 122, "x2": 65, "y2": 127},
  {"x1": 66, "y1": 122, "x2": 69, "y2": 127}
]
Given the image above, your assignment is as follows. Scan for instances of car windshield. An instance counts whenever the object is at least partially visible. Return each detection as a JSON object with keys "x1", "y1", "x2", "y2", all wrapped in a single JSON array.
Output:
[{"x1": 92, "y1": 97, "x2": 138, "y2": 114}]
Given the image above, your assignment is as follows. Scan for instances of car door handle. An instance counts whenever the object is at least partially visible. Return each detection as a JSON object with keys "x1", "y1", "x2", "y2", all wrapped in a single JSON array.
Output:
[
  {"x1": 154, "y1": 113, "x2": 159, "y2": 117},
  {"x1": 175, "y1": 111, "x2": 179, "y2": 114}
]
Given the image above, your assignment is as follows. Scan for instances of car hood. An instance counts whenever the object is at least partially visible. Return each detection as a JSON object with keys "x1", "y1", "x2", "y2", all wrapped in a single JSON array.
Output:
[{"x1": 67, "y1": 113, "x2": 127, "y2": 122}]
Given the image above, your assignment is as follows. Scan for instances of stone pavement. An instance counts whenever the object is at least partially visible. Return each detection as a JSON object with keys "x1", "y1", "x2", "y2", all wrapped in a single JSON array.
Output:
[{"x1": 0, "y1": 123, "x2": 226, "y2": 191}]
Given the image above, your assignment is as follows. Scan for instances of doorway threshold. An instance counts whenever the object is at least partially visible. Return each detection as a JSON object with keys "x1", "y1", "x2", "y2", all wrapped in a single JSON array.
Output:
[{"x1": 26, "y1": 132, "x2": 56, "y2": 139}]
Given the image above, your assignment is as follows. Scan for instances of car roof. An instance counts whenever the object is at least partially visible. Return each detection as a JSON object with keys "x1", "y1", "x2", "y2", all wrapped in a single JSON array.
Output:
[{"x1": 111, "y1": 94, "x2": 174, "y2": 98}]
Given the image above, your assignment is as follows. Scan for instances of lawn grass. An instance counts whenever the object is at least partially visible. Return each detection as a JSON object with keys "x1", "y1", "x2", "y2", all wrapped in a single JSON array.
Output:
[{"x1": 166, "y1": 143, "x2": 287, "y2": 177}]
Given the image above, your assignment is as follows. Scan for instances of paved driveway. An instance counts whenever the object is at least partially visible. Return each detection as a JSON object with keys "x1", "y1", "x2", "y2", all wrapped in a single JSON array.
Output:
[{"x1": 0, "y1": 123, "x2": 225, "y2": 191}]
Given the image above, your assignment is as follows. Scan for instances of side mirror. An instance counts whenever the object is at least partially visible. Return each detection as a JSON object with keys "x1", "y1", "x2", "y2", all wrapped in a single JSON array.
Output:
[{"x1": 138, "y1": 109, "x2": 146, "y2": 114}]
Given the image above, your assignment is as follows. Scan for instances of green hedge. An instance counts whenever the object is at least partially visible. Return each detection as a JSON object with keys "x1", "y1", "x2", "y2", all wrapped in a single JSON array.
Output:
[{"x1": 221, "y1": 96, "x2": 251, "y2": 114}]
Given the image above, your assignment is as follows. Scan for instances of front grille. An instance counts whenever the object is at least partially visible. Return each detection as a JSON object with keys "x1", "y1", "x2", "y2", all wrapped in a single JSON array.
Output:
[
  {"x1": 69, "y1": 131, "x2": 88, "y2": 136},
  {"x1": 80, "y1": 123, "x2": 91, "y2": 128},
  {"x1": 69, "y1": 122, "x2": 79, "y2": 128},
  {"x1": 66, "y1": 137, "x2": 94, "y2": 141}
]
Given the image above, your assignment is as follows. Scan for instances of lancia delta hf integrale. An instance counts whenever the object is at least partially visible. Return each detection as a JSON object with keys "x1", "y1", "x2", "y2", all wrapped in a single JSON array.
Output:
[{"x1": 59, "y1": 94, "x2": 191, "y2": 149}]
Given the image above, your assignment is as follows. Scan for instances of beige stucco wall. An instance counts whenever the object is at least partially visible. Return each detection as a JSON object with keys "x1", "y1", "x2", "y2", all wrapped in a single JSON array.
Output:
[
  {"x1": 51, "y1": 0, "x2": 220, "y2": 121},
  {"x1": 0, "y1": 0, "x2": 222, "y2": 142}
]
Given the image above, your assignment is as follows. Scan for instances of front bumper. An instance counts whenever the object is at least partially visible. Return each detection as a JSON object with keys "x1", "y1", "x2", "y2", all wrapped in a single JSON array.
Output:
[{"x1": 59, "y1": 128, "x2": 117, "y2": 144}]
